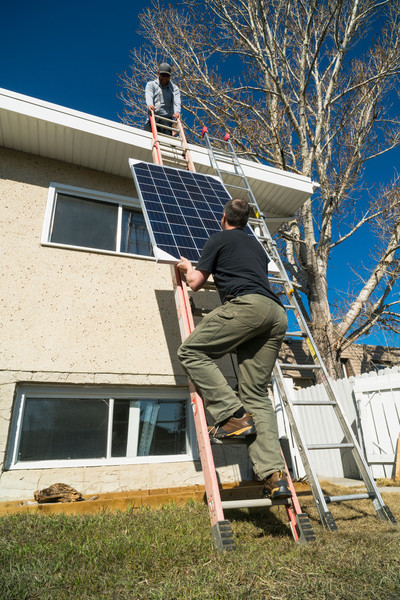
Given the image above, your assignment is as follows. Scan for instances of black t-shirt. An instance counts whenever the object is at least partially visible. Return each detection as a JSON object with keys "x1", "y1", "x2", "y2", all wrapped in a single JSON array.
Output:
[{"x1": 196, "y1": 228, "x2": 283, "y2": 306}]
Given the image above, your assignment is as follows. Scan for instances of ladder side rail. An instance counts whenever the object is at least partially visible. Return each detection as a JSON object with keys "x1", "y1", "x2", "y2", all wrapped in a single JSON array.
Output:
[
  {"x1": 172, "y1": 266, "x2": 226, "y2": 527},
  {"x1": 175, "y1": 117, "x2": 196, "y2": 172},
  {"x1": 148, "y1": 110, "x2": 164, "y2": 166},
  {"x1": 225, "y1": 136, "x2": 260, "y2": 191},
  {"x1": 328, "y1": 399, "x2": 395, "y2": 520},
  {"x1": 261, "y1": 215, "x2": 396, "y2": 523},
  {"x1": 254, "y1": 216, "x2": 343, "y2": 396},
  {"x1": 272, "y1": 364, "x2": 338, "y2": 531},
  {"x1": 148, "y1": 120, "x2": 234, "y2": 549},
  {"x1": 202, "y1": 128, "x2": 229, "y2": 181},
  {"x1": 270, "y1": 239, "x2": 397, "y2": 523}
]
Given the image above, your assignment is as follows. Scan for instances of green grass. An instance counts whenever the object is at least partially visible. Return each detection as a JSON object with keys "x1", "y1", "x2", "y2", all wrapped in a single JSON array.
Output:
[{"x1": 1, "y1": 485, "x2": 400, "y2": 599}]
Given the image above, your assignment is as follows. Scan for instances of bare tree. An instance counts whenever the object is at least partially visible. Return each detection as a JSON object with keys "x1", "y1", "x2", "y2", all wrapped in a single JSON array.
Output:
[{"x1": 119, "y1": 0, "x2": 400, "y2": 377}]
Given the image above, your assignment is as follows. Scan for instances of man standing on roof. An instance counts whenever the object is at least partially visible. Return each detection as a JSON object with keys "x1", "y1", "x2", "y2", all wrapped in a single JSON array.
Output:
[
  {"x1": 144, "y1": 62, "x2": 181, "y2": 135},
  {"x1": 177, "y1": 198, "x2": 291, "y2": 501}
]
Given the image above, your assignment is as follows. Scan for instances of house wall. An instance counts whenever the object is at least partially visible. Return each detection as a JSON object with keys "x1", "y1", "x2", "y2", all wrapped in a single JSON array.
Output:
[{"x1": 0, "y1": 147, "x2": 250, "y2": 501}]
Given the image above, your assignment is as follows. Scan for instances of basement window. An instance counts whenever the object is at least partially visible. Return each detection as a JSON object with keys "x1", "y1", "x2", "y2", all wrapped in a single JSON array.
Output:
[
  {"x1": 6, "y1": 386, "x2": 192, "y2": 469},
  {"x1": 42, "y1": 183, "x2": 153, "y2": 257}
]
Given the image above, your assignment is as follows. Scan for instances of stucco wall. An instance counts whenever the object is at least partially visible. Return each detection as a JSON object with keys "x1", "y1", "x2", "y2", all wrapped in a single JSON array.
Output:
[
  {"x1": 0, "y1": 373, "x2": 250, "y2": 502},
  {"x1": 0, "y1": 147, "x2": 186, "y2": 375},
  {"x1": 0, "y1": 148, "x2": 245, "y2": 501}
]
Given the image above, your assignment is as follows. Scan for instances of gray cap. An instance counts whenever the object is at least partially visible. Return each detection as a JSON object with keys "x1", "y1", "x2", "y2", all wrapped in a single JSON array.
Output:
[{"x1": 158, "y1": 62, "x2": 171, "y2": 75}]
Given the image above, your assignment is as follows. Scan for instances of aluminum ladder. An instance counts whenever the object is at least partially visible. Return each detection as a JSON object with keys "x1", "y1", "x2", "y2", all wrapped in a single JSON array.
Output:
[
  {"x1": 201, "y1": 126, "x2": 397, "y2": 531},
  {"x1": 145, "y1": 112, "x2": 316, "y2": 549}
]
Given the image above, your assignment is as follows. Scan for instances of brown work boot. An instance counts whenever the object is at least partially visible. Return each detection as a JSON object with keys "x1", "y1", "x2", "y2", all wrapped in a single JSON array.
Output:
[
  {"x1": 209, "y1": 412, "x2": 256, "y2": 440},
  {"x1": 262, "y1": 469, "x2": 292, "y2": 500}
]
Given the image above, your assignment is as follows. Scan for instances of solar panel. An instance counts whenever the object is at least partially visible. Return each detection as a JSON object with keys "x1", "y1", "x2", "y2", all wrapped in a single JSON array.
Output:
[{"x1": 129, "y1": 160, "x2": 232, "y2": 263}]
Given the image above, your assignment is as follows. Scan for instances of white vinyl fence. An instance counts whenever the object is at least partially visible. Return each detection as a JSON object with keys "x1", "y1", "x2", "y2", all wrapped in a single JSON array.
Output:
[{"x1": 274, "y1": 366, "x2": 400, "y2": 480}]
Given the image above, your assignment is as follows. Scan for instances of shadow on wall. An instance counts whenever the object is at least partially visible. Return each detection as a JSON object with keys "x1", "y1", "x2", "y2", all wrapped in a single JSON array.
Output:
[{"x1": 154, "y1": 289, "x2": 184, "y2": 372}]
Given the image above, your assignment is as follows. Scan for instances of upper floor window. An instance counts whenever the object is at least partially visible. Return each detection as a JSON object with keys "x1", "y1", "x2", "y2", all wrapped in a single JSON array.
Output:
[{"x1": 42, "y1": 183, "x2": 152, "y2": 257}]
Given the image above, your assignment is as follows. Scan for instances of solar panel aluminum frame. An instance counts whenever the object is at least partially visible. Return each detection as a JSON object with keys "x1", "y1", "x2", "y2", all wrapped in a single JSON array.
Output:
[{"x1": 129, "y1": 158, "x2": 233, "y2": 264}]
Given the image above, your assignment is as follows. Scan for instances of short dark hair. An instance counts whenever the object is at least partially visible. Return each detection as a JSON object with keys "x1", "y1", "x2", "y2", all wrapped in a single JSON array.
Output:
[{"x1": 223, "y1": 198, "x2": 250, "y2": 228}]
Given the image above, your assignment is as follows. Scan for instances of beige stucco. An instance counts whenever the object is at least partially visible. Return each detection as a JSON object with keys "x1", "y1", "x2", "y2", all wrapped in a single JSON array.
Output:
[
  {"x1": 1, "y1": 147, "x2": 183, "y2": 375},
  {"x1": 0, "y1": 147, "x2": 249, "y2": 501}
]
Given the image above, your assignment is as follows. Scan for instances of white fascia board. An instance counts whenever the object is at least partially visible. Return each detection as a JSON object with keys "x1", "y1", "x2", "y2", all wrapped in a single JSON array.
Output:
[
  {"x1": 0, "y1": 88, "x2": 317, "y2": 195},
  {"x1": 0, "y1": 87, "x2": 147, "y2": 147}
]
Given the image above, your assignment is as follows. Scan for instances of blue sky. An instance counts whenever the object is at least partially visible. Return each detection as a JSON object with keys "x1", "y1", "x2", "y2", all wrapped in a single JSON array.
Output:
[
  {"x1": 0, "y1": 1, "x2": 146, "y2": 120},
  {"x1": 1, "y1": 1, "x2": 399, "y2": 348}
]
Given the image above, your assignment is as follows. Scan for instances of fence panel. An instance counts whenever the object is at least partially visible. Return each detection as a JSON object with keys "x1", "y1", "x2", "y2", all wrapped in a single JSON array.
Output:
[
  {"x1": 353, "y1": 369, "x2": 400, "y2": 478},
  {"x1": 278, "y1": 367, "x2": 400, "y2": 479}
]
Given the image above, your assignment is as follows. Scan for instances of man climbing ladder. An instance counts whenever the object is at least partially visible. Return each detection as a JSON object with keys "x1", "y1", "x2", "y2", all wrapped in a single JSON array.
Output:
[{"x1": 177, "y1": 197, "x2": 292, "y2": 501}]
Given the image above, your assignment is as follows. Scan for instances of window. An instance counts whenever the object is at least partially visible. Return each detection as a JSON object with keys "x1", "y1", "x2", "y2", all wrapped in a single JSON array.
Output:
[
  {"x1": 42, "y1": 184, "x2": 153, "y2": 257},
  {"x1": 6, "y1": 386, "x2": 192, "y2": 469},
  {"x1": 371, "y1": 362, "x2": 391, "y2": 373}
]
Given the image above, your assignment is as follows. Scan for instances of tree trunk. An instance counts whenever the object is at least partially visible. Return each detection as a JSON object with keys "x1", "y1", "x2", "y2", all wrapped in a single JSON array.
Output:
[
  {"x1": 309, "y1": 298, "x2": 342, "y2": 380},
  {"x1": 306, "y1": 256, "x2": 342, "y2": 379}
]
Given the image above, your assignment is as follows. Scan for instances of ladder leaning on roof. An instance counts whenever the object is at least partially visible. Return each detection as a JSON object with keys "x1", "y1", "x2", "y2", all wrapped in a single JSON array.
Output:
[
  {"x1": 201, "y1": 126, "x2": 397, "y2": 532},
  {"x1": 145, "y1": 111, "x2": 316, "y2": 550}
]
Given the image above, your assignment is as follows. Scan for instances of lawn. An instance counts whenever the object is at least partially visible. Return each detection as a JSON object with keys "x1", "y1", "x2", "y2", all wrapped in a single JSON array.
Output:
[{"x1": 1, "y1": 482, "x2": 400, "y2": 600}]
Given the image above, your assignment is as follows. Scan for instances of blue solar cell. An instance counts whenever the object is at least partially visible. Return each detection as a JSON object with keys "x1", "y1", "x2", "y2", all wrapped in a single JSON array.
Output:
[
  {"x1": 171, "y1": 224, "x2": 191, "y2": 236},
  {"x1": 129, "y1": 160, "x2": 232, "y2": 263},
  {"x1": 147, "y1": 211, "x2": 167, "y2": 222},
  {"x1": 168, "y1": 213, "x2": 186, "y2": 225},
  {"x1": 164, "y1": 205, "x2": 182, "y2": 215},
  {"x1": 152, "y1": 222, "x2": 171, "y2": 234}
]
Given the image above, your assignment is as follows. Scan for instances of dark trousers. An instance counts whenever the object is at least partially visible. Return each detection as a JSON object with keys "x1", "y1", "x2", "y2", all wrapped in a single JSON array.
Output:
[{"x1": 144, "y1": 115, "x2": 173, "y2": 136}]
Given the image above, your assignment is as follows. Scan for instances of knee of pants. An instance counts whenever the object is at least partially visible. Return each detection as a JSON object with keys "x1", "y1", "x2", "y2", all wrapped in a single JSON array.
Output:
[
  {"x1": 177, "y1": 343, "x2": 191, "y2": 367},
  {"x1": 178, "y1": 343, "x2": 204, "y2": 369}
]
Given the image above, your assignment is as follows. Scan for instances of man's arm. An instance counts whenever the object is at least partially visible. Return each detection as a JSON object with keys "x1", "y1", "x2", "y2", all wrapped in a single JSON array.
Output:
[
  {"x1": 177, "y1": 257, "x2": 209, "y2": 292},
  {"x1": 172, "y1": 83, "x2": 181, "y2": 119},
  {"x1": 145, "y1": 81, "x2": 156, "y2": 111}
]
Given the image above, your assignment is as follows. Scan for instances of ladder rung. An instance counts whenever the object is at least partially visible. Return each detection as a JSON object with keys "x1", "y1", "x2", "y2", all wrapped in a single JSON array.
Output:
[
  {"x1": 280, "y1": 363, "x2": 320, "y2": 370},
  {"x1": 292, "y1": 400, "x2": 336, "y2": 406},
  {"x1": 248, "y1": 216, "x2": 265, "y2": 222},
  {"x1": 268, "y1": 277, "x2": 286, "y2": 284},
  {"x1": 161, "y1": 153, "x2": 186, "y2": 161},
  {"x1": 209, "y1": 144, "x2": 235, "y2": 153},
  {"x1": 158, "y1": 143, "x2": 184, "y2": 153},
  {"x1": 325, "y1": 493, "x2": 374, "y2": 503},
  {"x1": 162, "y1": 159, "x2": 188, "y2": 167},
  {"x1": 221, "y1": 498, "x2": 290, "y2": 509},
  {"x1": 265, "y1": 273, "x2": 294, "y2": 287},
  {"x1": 216, "y1": 164, "x2": 243, "y2": 173},
  {"x1": 222, "y1": 182, "x2": 250, "y2": 191},
  {"x1": 307, "y1": 443, "x2": 354, "y2": 450},
  {"x1": 285, "y1": 332, "x2": 306, "y2": 338},
  {"x1": 213, "y1": 155, "x2": 238, "y2": 163}
]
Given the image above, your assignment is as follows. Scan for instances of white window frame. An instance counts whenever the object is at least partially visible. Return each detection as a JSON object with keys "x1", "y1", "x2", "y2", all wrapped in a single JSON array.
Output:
[
  {"x1": 41, "y1": 183, "x2": 155, "y2": 260},
  {"x1": 6, "y1": 385, "x2": 195, "y2": 470}
]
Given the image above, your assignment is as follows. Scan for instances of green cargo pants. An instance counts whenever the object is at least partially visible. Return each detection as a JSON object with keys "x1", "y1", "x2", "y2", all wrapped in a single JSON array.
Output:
[{"x1": 178, "y1": 293, "x2": 288, "y2": 480}]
